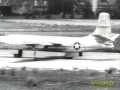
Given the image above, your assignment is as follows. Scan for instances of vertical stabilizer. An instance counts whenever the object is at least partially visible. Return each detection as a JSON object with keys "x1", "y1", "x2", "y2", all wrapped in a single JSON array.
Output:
[{"x1": 92, "y1": 12, "x2": 112, "y2": 39}]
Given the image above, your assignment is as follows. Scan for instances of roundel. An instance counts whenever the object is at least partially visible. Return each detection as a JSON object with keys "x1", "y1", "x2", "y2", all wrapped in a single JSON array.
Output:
[{"x1": 73, "y1": 42, "x2": 81, "y2": 50}]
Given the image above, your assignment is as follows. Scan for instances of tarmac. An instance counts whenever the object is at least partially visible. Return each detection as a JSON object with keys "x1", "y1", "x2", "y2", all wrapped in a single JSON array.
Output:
[{"x1": 0, "y1": 50, "x2": 120, "y2": 71}]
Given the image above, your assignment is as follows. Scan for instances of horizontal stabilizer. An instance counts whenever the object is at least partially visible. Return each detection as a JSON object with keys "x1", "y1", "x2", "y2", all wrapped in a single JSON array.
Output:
[{"x1": 93, "y1": 35, "x2": 112, "y2": 43}]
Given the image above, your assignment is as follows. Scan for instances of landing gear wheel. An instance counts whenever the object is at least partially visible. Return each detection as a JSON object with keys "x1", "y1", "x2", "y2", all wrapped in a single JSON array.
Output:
[
  {"x1": 64, "y1": 52, "x2": 75, "y2": 59},
  {"x1": 14, "y1": 50, "x2": 23, "y2": 58},
  {"x1": 65, "y1": 57, "x2": 73, "y2": 59},
  {"x1": 64, "y1": 52, "x2": 83, "y2": 59},
  {"x1": 34, "y1": 58, "x2": 38, "y2": 61},
  {"x1": 33, "y1": 49, "x2": 38, "y2": 61},
  {"x1": 79, "y1": 52, "x2": 82, "y2": 56}
]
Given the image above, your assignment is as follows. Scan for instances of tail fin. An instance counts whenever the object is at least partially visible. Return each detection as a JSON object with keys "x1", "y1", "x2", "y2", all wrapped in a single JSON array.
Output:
[{"x1": 92, "y1": 12, "x2": 112, "y2": 39}]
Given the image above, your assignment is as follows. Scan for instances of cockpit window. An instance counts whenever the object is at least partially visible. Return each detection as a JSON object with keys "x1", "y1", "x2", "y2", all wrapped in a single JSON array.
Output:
[{"x1": 0, "y1": 33, "x2": 11, "y2": 36}]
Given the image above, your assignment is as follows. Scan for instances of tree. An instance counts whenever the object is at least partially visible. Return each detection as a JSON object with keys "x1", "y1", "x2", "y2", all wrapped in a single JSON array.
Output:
[
  {"x1": 109, "y1": 0, "x2": 120, "y2": 19},
  {"x1": 48, "y1": 0, "x2": 63, "y2": 14},
  {"x1": 48, "y1": 0, "x2": 74, "y2": 18},
  {"x1": 82, "y1": 1, "x2": 94, "y2": 19},
  {"x1": 116, "y1": 0, "x2": 120, "y2": 8}
]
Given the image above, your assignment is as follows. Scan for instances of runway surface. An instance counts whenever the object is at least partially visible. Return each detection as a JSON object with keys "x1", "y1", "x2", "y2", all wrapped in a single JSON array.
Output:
[{"x1": 0, "y1": 50, "x2": 120, "y2": 71}]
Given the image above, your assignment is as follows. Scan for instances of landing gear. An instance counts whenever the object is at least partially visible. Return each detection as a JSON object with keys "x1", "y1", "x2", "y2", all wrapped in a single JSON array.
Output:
[
  {"x1": 64, "y1": 52, "x2": 83, "y2": 59},
  {"x1": 14, "y1": 50, "x2": 23, "y2": 58},
  {"x1": 33, "y1": 49, "x2": 38, "y2": 61},
  {"x1": 79, "y1": 52, "x2": 82, "y2": 56}
]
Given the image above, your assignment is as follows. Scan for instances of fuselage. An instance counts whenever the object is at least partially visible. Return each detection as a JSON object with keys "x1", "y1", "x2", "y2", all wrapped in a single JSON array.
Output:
[{"x1": 0, "y1": 34, "x2": 114, "y2": 52}]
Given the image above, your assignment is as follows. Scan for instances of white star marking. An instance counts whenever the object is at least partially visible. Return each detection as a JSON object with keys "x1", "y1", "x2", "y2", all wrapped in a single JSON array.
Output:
[{"x1": 74, "y1": 42, "x2": 81, "y2": 50}]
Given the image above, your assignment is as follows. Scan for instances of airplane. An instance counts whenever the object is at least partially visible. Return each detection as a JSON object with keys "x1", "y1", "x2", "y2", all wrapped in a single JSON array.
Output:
[{"x1": 0, "y1": 12, "x2": 119, "y2": 60}]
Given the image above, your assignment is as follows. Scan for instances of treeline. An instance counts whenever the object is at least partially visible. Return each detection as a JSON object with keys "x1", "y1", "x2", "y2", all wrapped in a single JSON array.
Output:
[
  {"x1": 108, "y1": 0, "x2": 120, "y2": 19},
  {"x1": 47, "y1": 0, "x2": 120, "y2": 19},
  {"x1": 47, "y1": 0, "x2": 94, "y2": 19},
  {"x1": 48, "y1": 0, "x2": 73, "y2": 14},
  {"x1": 47, "y1": 0, "x2": 74, "y2": 18}
]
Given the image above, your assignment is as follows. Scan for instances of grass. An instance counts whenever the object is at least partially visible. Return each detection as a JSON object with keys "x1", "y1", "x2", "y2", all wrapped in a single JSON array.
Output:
[
  {"x1": 26, "y1": 76, "x2": 39, "y2": 87},
  {"x1": 0, "y1": 19, "x2": 120, "y2": 33},
  {"x1": 0, "y1": 68, "x2": 6, "y2": 75},
  {"x1": 0, "y1": 67, "x2": 119, "y2": 90},
  {"x1": 105, "y1": 67, "x2": 117, "y2": 75},
  {"x1": 0, "y1": 19, "x2": 120, "y2": 38}
]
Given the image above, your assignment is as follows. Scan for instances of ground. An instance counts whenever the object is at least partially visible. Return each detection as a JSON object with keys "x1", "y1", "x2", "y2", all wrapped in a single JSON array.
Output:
[{"x1": 0, "y1": 68, "x2": 119, "y2": 90}]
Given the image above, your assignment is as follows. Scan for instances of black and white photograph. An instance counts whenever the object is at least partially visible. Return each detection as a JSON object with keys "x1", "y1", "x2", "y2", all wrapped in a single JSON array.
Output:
[{"x1": 0, "y1": 0, "x2": 120, "y2": 90}]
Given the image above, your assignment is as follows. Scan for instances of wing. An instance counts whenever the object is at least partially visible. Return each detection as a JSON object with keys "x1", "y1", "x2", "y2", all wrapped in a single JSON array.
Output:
[{"x1": 25, "y1": 41, "x2": 63, "y2": 49}]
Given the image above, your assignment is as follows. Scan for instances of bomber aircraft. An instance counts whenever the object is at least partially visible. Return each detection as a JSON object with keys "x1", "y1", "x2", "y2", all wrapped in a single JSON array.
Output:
[{"x1": 0, "y1": 12, "x2": 119, "y2": 60}]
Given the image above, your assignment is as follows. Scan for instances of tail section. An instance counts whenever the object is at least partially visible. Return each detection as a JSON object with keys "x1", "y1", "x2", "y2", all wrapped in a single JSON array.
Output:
[{"x1": 92, "y1": 12, "x2": 112, "y2": 39}]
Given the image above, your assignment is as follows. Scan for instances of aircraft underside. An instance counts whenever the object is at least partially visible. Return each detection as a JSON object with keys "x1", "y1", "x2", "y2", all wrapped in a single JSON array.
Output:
[
  {"x1": 13, "y1": 47, "x2": 120, "y2": 61},
  {"x1": 13, "y1": 49, "x2": 83, "y2": 60}
]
